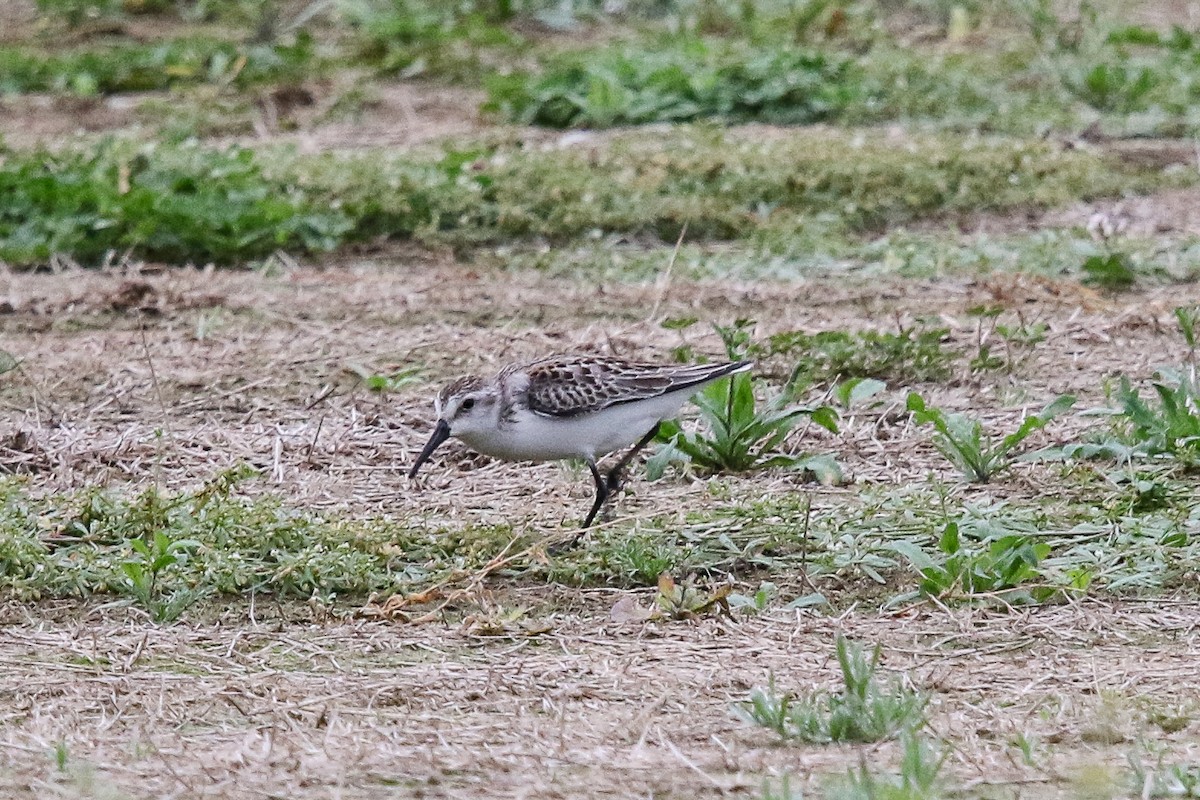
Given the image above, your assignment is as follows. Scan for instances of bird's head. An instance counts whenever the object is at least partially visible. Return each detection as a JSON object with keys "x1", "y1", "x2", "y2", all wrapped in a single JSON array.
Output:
[{"x1": 408, "y1": 375, "x2": 500, "y2": 478}]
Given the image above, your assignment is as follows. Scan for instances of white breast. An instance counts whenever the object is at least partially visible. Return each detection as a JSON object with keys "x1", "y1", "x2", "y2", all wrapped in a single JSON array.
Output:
[{"x1": 456, "y1": 390, "x2": 694, "y2": 462}]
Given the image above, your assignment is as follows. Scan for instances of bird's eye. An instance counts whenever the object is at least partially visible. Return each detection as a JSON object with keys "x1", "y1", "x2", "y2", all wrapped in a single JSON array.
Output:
[{"x1": 460, "y1": 397, "x2": 476, "y2": 411}]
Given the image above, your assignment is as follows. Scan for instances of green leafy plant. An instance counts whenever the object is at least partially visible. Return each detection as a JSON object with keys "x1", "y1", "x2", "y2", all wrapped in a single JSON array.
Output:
[
  {"x1": 648, "y1": 323, "x2": 840, "y2": 482},
  {"x1": 1176, "y1": 306, "x2": 1199, "y2": 363},
  {"x1": 1115, "y1": 370, "x2": 1200, "y2": 466},
  {"x1": 0, "y1": 35, "x2": 320, "y2": 96},
  {"x1": 761, "y1": 327, "x2": 952, "y2": 388},
  {"x1": 906, "y1": 393, "x2": 1075, "y2": 482},
  {"x1": 653, "y1": 573, "x2": 731, "y2": 620},
  {"x1": 1066, "y1": 62, "x2": 1157, "y2": 113},
  {"x1": 1082, "y1": 251, "x2": 1136, "y2": 290},
  {"x1": 833, "y1": 377, "x2": 887, "y2": 410},
  {"x1": 827, "y1": 730, "x2": 946, "y2": 800},
  {"x1": 341, "y1": 0, "x2": 518, "y2": 82},
  {"x1": 121, "y1": 529, "x2": 204, "y2": 622},
  {"x1": 967, "y1": 306, "x2": 1047, "y2": 374},
  {"x1": 613, "y1": 535, "x2": 687, "y2": 586},
  {"x1": 738, "y1": 635, "x2": 927, "y2": 743},
  {"x1": 0, "y1": 141, "x2": 351, "y2": 266},
  {"x1": 889, "y1": 521, "x2": 1059, "y2": 605},
  {"x1": 728, "y1": 580, "x2": 777, "y2": 614},
  {"x1": 346, "y1": 364, "x2": 422, "y2": 393},
  {"x1": 486, "y1": 38, "x2": 863, "y2": 128}
]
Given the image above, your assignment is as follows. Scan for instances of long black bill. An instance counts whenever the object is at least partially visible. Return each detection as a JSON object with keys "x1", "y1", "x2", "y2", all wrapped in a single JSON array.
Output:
[{"x1": 408, "y1": 419, "x2": 451, "y2": 479}]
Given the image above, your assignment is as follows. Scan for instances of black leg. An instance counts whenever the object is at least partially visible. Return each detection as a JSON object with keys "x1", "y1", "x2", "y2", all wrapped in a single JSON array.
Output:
[
  {"x1": 580, "y1": 458, "x2": 609, "y2": 529},
  {"x1": 553, "y1": 425, "x2": 661, "y2": 554},
  {"x1": 604, "y1": 422, "x2": 661, "y2": 494},
  {"x1": 550, "y1": 459, "x2": 607, "y2": 554}
]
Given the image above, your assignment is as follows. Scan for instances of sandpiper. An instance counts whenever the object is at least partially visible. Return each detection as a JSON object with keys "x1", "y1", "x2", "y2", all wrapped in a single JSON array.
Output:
[{"x1": 408, "y1": 354, "x2": 752, "y2": 544}]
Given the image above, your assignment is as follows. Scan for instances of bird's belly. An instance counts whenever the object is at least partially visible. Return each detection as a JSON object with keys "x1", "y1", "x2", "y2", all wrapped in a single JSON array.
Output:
[{"x1": 459, "y1": 393, "x2": 688, "y2": 462}]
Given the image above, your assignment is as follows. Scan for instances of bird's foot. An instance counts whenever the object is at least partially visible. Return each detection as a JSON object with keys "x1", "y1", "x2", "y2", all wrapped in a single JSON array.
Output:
[{"x1": 547, "y1": 534, "x2": 585, "y2": 555}]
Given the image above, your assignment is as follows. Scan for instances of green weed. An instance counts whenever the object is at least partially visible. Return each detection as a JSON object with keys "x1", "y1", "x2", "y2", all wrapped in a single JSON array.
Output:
[
  {"x1": 0, "y1": 35, "x2": 320, "y2": 96},
  {"x1": 728, "y1": 580, "x2": 777, "y2": 614},
  {"x1": 52, "y1": 740, "x2": 69, "y2": 771},
  {"x1": 341, "y1": 0, "x2": 519, "y2": 82},
  {"x1": 906, "y1": 393, "x2": 1075, "y2": 483},
  {"x1": 1115, "y1": 370, "x2": 1200, "y2": 467},
  {"x1": 967, "y1": 306, "x2": 1047, "y2": 374},
  {"x1": 888, "y1": 521, "x2": 1058, "y2": 605},
  {"x1": 827, "y1": 731, "x2": 946, "y2": 800},
  {"x1": 346, "y1": 364, "x2": 422, "y2": 393},
  {"x1": 35, "y1": 0, "x2": 119, "y2": 27},
  {"x1": 761, "y1": 327, "x2": 952, "y2": 388},
  {"x1": 1176, "y1": 306, "x2": 1200, "y2": 362},
  {"x1": 0, "y1": 469, "x2": 522, "y2": 605},
  {"x1": 1082, "y1": 251, "x2": 1137, "y2": 290},
  {"x1": 0, "y1": 128, "x2": 1180, "y2": 267},
  {"x1": 121, "y1": 529, "x2": 205, "y2": 622},
  {"x1": 647, "y1": 373, "x2": 840, "y2": 480},
  {"x1": 486, "y1": 37, "x2": 862, "y2": 128},
  {"x1": 648, "y1": 322, "x2": 840, "y2": 481},
  {"x1": 738, "y1": 635, "x2": 927, "y2": 744},
  {"x1": 0, "y1": 140, "x2": 350, "y2": 267}
]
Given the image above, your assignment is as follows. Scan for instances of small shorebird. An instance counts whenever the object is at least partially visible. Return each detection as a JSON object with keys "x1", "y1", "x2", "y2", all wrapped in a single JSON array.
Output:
[{"x1": 408, "y1": 354, "x2": 752, "y2": 545}]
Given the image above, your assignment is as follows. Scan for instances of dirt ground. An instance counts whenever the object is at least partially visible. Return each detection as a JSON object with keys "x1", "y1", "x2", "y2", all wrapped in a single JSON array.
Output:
[
  {"x1": 1, "y1": 598, "x2": 1197, "y2": 799},
  {"x1": 4, "y1": 257, "x2": 1200, "y2": 798}
]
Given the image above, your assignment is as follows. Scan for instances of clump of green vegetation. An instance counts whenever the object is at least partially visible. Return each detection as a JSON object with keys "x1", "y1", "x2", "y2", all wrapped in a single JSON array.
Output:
[
  {"x1": 648, "y1": 321, "x2": 841, "y2": 482},
  {"x1": 34, "y1": 0, "x2": 120, "y2": 27},
  {"x1": 0, "y1": 468, "x2": 522, "y2": 608},
  {"x1": 486, "y1": 38, "x2": 863, "y2": 128},
  {"x1": 906, "y1": 393, "x2": 1075, "y2": 483},
  {"x1": 0, "y1": 127, "x2": 1183, "y2": 267},
  {"x1": 1114, "y1": 370, "x2": 1200, "y2": 468},
  {"x1": 647, "y1": 368, "x2": 840, "y2": 480},
  {"x1": 0, "y1": 35, "x2": 320, "y2": 96},
  {"x1": 760, "y1": 326, "x2": 953, "y2": 387},
  {"x1": 0, "y1": 141, "x2": 351, "y2": 266},
  {"x1": 738, "y1": 635, "x2": 927, "y2": 743},
  {"x1": 120, "y1": 529, "x2": 205, "y2": 622},
  {"x1": 341, "y1": 0, "x2": 520, "y2": 82},
  {"x1": 888, "y1": 521, "x2": 1066, "y2": 606},
  {"x1": 1082, "y1": 251, "x2": 1138, "y2": 290},
  {"x1": 826, "y1": 731, "x2": 947, "y2": 800},
  {"x1": 965, "y1": 306, "x2": 1048, "y2": 374}
]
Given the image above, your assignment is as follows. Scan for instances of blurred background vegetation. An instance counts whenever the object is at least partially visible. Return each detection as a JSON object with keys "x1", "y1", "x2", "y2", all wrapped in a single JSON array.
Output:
[{"x1": 1, "y1": 0, "x2": 1198, "y2": 271}]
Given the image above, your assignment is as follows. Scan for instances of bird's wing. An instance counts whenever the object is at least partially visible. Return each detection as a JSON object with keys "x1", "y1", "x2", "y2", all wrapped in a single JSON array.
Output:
[{"x1": 522, "y1": 356, "x2": 750, "y2": 417}]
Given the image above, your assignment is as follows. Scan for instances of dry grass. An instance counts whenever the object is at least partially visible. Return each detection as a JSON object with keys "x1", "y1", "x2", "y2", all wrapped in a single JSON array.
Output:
[
  {"x1": 3, "y1": 257, "x2": 1200, "y2": 797},
  {"x1": 0, "y1": 598, "x2": 1197, "y2": 799}
]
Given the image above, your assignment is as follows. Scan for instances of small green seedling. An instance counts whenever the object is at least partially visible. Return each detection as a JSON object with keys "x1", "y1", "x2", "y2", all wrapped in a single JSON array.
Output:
[
  {"x1": 889, "y1": 522, "x2": 1057, "y2": 605},
  {"x1": 649, "y1": 321, "x2": 841, "y2": 481},
  {"x1": 906, "y1": 393, "x2": 1075, "y2": 482},
  {"x1": 121, "y1": 530, "x2": 204, "y2": 623},
  {"x1": 347, "y1": 363, "x2": 422, "y2": 393},
  {"x1": 1116, "y1": 370, "x2": 1200, "y2": 466},
  {"x1": 829, "y1": 730, "x2": 946, "y2": 800},
  {"x1": 1175, "y1": 306, "x2": 1199, "y2": 363},
  {"x1": 1082, "y1": 252, "x2": 1136, "y2": 290},
  {"x1": 728, "y1": 581, "x2": 777, "y2": 614},
  {"x1": 737, "y1": 635, "x2": 927, "y2": 743}
]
